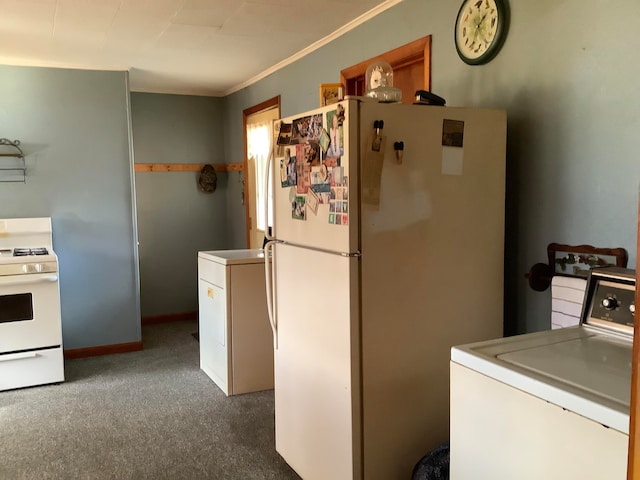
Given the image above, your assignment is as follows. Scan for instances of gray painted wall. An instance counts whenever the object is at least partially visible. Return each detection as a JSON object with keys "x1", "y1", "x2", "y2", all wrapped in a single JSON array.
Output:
[
  {"x1": 223, "y1": 0, "x2": 640, "y2": 335},
  {"x1": 0, "y1": 65, "x2": 139, "y2": 349},
  {"x1": 131, "y1": 93, "x2": 229, "y2": 317},
  {"x1": 2, "y1": 0, "x2": 637, "y2": 346}
]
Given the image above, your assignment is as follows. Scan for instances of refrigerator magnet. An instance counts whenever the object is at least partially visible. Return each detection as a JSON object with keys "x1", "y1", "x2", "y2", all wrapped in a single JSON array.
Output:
[
  {"x1": 276, "y1": 122, "x2": 292, "y2": 145},
  {"x1": 326, "y1": 110, "x2": 344, "y2": 159},
  {"x1": 307, "y1": 190, "x2": 320, "y2": 215},
  {"x1": 292, "y1": 195, "x2": 306, "y2": 220},
  {"x1": 310, "y1": 164, "x2": 328, "y2": 183},
  {"x1": 295, "y1": 144, "x2": 306, "y2": 164},
  {"x1": 319, "y1": 129, "x2": 330, "y2": 154},
  {"x1": 280, "y1": 152, "x2": 297, "y2": 187},
  {"x1": 311, "y1": 184, "x2": 330, "y2": 194},
  {"x1": 305, "y1": 143, "x2": 321, "y2": 166},
  {"x1": 296, "y1": 164, "x2": 310, "y2": 193},
  {"x1": 336, "y1": 104, "x2": 345, "y2": 125},
  {"x1": 291, "y1": 114, "x2": 323, "y2": 144},
  {"x1": 331, "y1": 166, "x2": 344, "y2": 185},
  {"x1": 280, "y1": 159, "x2": 288, "y2": 185}
]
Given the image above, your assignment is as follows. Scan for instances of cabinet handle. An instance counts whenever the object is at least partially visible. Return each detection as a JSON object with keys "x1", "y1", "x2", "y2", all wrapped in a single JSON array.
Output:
[{"x1": 0, "y1": 351, "x2": 38, "y2": 362}]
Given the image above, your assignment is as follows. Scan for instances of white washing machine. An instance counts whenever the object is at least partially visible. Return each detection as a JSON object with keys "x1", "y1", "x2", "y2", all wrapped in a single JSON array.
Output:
[{"x1": 450, "y1": 267, "x2": 635, "y2": 480}]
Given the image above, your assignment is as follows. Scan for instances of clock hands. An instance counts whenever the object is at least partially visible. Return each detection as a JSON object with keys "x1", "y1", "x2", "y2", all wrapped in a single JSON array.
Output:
[{"x1": 472, "y1": 7, "x2": 496, "y2": 46}]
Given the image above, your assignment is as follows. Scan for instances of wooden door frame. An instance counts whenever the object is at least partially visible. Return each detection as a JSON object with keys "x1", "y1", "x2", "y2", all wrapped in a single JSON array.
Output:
[
  {"x1": 340, "y1": 35, "x2": 431, "y2": 99},
  {"x1": 242, "y1": 95, "x2": 281, "y2": 248}
]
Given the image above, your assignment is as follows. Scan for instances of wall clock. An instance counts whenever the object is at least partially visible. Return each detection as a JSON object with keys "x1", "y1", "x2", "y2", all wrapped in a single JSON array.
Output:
[{"x1": 455, "y1": 0, "x2": 509, "y2": 65}]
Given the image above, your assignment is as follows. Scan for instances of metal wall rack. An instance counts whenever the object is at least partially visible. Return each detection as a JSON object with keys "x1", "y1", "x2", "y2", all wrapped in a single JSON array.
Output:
[{"x1": 0, "y1": 138, "x2": 26, "y2": 183}]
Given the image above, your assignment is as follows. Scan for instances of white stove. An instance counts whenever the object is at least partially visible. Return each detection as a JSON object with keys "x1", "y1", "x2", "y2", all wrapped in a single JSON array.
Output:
[
  {"x1": 450, "y1": 267, "x2": 635, "y2": 479},
  {"x1": 0, "y1": 217, "x2": 64, "y2": 391}
]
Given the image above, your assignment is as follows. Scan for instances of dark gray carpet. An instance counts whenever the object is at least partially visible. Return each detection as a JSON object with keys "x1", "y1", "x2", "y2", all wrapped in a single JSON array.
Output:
[{"x1": 0, "y1": 320, "x2": 301, "y2": 480}]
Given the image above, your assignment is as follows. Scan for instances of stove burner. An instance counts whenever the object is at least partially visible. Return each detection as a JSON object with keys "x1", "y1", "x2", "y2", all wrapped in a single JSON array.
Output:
[{"x1": 13, "y1": 247, "x2": 49, "y2": 256}]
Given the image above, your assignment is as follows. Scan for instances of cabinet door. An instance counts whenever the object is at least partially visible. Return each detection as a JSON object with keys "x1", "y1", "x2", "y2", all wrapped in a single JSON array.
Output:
[{"x1": 198, "y1": 277, "x2": 229, "y2": 395}]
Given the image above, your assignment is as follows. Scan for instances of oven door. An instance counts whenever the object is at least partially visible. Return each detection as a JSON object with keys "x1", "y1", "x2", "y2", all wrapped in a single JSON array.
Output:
[{"x1": 0, "y1": 273, "x2": 62, "y2": 353}]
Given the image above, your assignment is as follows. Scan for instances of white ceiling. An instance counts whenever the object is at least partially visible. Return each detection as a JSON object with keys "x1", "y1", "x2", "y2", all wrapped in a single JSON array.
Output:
[{"x1": 0, "y1": 0, "x2": 396, "y2": 97}]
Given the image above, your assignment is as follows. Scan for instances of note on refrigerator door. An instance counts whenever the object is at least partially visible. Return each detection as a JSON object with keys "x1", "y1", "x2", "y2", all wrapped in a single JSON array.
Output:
[
  {"x1": 441, "y1": 119, "x2": 465, "y2": 176},
  {"x1": 362, "y1": 135, "x2": 386, "y2": 207},
  {"x1": 442, "y1": 147, "x2": 464, "y2": 176}
]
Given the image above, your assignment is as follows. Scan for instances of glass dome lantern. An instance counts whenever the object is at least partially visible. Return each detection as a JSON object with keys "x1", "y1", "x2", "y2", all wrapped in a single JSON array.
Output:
[{"x1": 364, "y1": 60, "x2": 402, "y2": 103}]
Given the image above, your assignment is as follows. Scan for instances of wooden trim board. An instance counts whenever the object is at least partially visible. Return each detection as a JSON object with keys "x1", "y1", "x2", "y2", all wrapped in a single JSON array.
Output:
[
  {"x1": 141, "y1": 311, "x2": 198, "y2": 325},
  {"x1": 628, "y1": 197, "x2": 640, "y2": 479},
  {"x1": 64, "y1": 341, "x2": 143, "y2": 359},
  {"x1": 243, "y1": 95, "x2": 281, "y2": 248},
  {"x1": 134, "y1": 163, "x2": 243, "y2": 172},
  {"x1": 63, "y1": 312, "x2": 197, "y2": 359}
]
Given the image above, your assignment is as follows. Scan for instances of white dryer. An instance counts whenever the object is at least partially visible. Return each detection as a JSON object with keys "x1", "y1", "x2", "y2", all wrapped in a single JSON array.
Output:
[{"x1": 450, "y1": 267, "x2": 635, "y2": 480}]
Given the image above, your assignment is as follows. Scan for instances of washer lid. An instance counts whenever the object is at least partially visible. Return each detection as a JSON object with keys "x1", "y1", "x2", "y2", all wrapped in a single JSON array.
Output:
[
  {"x1": 451, "y1": 327, "x2": 632, "y2": 434},
  {"x1": 497, "y1": 334, "x2": 632, "y2": 408}
]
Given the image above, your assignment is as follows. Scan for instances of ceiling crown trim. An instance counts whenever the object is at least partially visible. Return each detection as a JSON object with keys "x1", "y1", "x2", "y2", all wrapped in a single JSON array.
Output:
[{"x1": 222, "y1": 0, "x2": 403, "y2": 97}]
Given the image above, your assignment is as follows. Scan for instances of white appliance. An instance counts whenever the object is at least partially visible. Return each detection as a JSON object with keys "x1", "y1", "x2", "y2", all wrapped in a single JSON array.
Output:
[
  {"x1": 197, "y1": 249, "x2": 274, "y2": 396},
  {"x1": 263, "y1": 99, "x2": 507, "y2": 480},
  {"x1": 0, "y1": 217, "x2": 64, "y2": 391},
  {"x1": 450, "y1": 266, "x2": 635, "y2": 479}
]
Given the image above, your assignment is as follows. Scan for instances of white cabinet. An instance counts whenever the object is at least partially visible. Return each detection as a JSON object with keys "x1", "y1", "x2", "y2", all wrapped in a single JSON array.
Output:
[{"x1": 198, "y1": 249, "x2": 274, "y2": 396}]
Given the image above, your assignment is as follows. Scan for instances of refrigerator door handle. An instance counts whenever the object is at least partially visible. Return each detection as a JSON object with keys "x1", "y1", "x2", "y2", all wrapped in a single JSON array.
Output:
[
  {"x1": 264, "y1": 239, "x2": 278, "y2": 349},
  {"x1": 263, "y1": 143, "x2": 275, "y2": 242}
]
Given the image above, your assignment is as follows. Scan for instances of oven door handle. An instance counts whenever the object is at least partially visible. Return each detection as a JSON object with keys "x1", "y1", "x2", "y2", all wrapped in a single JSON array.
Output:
[{"x1": 0, "y1": 274, "x2": 58, "y2": 286}]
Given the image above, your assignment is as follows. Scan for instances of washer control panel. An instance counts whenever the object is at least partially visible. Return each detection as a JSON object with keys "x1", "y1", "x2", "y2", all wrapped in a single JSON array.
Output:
[{"x1": 584, "y1": 267, "x2": 636, "y2": 336}]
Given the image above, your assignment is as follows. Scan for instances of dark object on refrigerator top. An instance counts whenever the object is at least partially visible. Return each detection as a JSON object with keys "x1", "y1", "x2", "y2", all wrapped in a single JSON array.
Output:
[{"x1": 413, "y1": 90, "x2": 446, "y2": 106}]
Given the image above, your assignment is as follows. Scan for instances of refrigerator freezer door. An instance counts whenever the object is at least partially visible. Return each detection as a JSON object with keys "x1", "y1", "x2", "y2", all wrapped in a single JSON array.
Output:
[
  {"x1": 273, "y1": 242, "x2": 361, "y2": 480},
  {"x1": 272, "y1": 100, "x2": 359, "y2": 254}
]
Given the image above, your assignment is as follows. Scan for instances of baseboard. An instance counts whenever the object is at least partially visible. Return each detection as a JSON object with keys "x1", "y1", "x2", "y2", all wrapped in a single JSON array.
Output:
[
  {"x1": 63, "y1": 312, "x2": 197, "y2": 359},
  {"x1": 64, "y1": 341, "x2": 143, "y2": 359},
  {"x1": 141, "y1": 311, "x2": 197, "y2": 325}
]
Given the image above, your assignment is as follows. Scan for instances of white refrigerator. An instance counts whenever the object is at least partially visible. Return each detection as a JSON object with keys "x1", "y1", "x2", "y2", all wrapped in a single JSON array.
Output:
[{"x1": 264, "y1": 99, "x2": 506, "y2": 480}]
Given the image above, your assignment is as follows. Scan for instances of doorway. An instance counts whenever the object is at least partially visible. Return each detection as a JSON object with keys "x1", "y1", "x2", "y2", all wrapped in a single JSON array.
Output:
[{"x1": 243, "y1": 96, "x2": 281, "y2": 249}]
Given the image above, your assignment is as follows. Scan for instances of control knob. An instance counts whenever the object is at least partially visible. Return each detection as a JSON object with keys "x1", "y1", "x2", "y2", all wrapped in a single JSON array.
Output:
[
  {"x1": 631, "y1": 304, "x2": 636, "y2": 314},
  {"x1": 602, "y1": 296, "x2": 619, "y2": 310}
]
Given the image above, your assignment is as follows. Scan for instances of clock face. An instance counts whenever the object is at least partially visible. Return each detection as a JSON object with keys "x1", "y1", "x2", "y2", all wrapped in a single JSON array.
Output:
[{"x1": 455, "y1": 0, "x2": 508, "y2": 65}]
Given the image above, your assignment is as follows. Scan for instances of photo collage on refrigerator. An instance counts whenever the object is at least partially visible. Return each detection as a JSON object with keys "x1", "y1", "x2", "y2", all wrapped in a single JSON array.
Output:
[{"x1": 276, "y1": 104, "x2": 348, "y2": 226}]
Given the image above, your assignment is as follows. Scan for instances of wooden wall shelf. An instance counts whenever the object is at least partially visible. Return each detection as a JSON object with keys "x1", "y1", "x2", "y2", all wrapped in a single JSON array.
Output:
[
  {"x1": 525, "y1": 242, "x2": 628, "y2": 291},
  {"x1": 134, "y1": 163, "x2": 244, "y2": 173}
]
